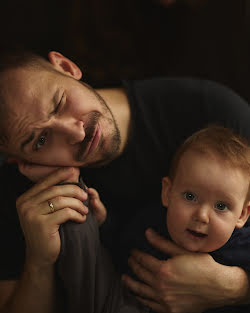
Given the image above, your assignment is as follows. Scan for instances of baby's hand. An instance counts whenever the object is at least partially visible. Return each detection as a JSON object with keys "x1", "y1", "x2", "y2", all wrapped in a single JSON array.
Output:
[{"x1": 87, "y1": 188, "x2": 107, "y2": 226}]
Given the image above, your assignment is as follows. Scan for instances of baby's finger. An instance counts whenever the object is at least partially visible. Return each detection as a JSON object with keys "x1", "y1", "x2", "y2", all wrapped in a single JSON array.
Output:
[
  {"x1": 88, "y1": 188, "x2": 107, "y2": 225},
  {"x1": 87, "y1": 187, "x2": 100, "y2": 200}
]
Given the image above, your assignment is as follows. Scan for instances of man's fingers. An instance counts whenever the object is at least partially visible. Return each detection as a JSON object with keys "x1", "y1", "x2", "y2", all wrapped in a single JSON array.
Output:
[
  {"x1": 128, "y1": 253, "x2": 157, "y2": 287},
  {"x1": 47, "y1": 207, "x2": 87, "y2": 225},
  {"x1": 135, "y1": 296, "x2": 167, "y2": 313},
  {"x1": 41, "y1": 197, "x2": 88, "y2": 216},
  {"x1": 145, "y1": 228, "x2": 188, "y2": 256},
  {"x1": 130, "y1": 249, "x2": 162, "y2": 274},
  {"x1": 122, "y1": 274, "x2": 158, "y2": 301},
  {"x1": 37, "y1": 184, "x2": 86, "y2": 206},
  {"x1": 17, "y1": 167, "x2": 79, "y2": 203}
]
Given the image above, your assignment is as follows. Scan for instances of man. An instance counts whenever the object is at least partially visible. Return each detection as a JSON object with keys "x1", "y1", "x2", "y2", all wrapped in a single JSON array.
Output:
[{"x1": 0, "y1": 50, "x2": 249, "y2": 313}]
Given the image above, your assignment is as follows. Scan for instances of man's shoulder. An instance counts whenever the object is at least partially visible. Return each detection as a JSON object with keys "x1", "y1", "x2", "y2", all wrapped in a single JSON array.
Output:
[
  {"x1": 124, "y1": 76, "x2": 249, "y2": 108},
  {"x1": 124, "y1": 77, "x2": 250, "y2": 141}
]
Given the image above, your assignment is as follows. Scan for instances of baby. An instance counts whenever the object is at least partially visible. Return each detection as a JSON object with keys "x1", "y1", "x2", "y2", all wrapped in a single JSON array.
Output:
[
  {"x1": 161, "y1": 125, "x2": 250, "y2": 253},
  {"x1": 57, "y1": 125, "x2": 250, "y2": 313}
]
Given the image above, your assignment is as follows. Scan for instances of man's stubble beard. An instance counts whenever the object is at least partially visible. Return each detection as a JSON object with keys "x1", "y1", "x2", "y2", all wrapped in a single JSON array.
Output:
[{"x1": 76, "y1": 81, "x2": 121, "y2": 167}]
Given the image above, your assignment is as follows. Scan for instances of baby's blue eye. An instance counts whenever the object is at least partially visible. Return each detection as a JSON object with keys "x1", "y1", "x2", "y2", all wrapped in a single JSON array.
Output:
[
  {"x1": 215, "y1": 202, "x2": 228, "y2": 211},
  {"x1": 184, "y1": 192, "x2": 195, "y2": 201}
]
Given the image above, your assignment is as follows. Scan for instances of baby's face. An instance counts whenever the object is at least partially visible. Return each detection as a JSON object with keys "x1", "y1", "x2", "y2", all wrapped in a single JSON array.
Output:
[{"x1": 162, "y1": 150, "x2": 249, "y2": 252}]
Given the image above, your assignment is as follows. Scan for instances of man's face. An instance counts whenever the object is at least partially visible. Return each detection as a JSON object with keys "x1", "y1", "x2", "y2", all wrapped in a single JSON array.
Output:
[
  {"x1": 3, "y1": 65, "x2": 121, "y2": 167},
  {"x1": 162, "y1": 150, "x2": 249, "y2": 252}
]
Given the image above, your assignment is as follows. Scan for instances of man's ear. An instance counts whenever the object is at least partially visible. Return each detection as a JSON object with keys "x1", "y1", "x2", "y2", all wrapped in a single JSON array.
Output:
[
  {"x1": 235, "y1": 202, "x2": 250, "y2": 229},
  {"x1": 161, "y1": 177, "x2": 172, "y2": 208},
  {"x1": 48, "y1": 51, "x2": 82, "y2": 80}
]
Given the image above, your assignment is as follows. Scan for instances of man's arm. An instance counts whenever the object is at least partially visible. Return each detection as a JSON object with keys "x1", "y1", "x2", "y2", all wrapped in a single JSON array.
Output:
[
  {"x1": 0, "y1": 167, "x2": 88, "y2": 313},
  {"x1": 0, "y1": 266, "x2": 56, "y2": 313},
  {"x1": 123, "y1": 228, "x2": 250, "y2": 313}
]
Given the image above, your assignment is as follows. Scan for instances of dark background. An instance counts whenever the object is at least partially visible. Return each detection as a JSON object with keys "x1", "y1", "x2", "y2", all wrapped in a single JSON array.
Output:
[{"x1": 0, "y1": 0, "x2": 249, "y2": 101}]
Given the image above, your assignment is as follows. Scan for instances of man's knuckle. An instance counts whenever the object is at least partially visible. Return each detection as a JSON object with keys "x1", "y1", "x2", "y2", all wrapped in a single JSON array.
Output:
[
  {"x1": 64, "y1": 207, "x2": 74, "y2": 217},
  {"x1": 17, "y1": 200, "x2": 30, "y2": 214},
  {"x1": 49, "y1": 185, "x2": 57, "y2": 194},
  {"x1": 158, "y1": 262, "x2": 169, "y2": 277},
  {"x1": 24, "y1": 210, "x2": 38, "y2": 224},
  {"x1": 75, "y1": 185, "x2": 84, "y2": 196},
  {"x1": 55, "y1": 195, "x2": 63, "y2": 205},
  {"x1": 16, "y1": 195, "x2": 23, "y2": 207},
  {"x1": 136, "y1": 284, "x2": 143, "y2": 295}
]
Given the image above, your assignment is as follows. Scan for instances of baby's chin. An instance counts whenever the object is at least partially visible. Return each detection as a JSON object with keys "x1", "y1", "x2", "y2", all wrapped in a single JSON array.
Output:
[
  {"x1": 182, "y1": 243, "x2": 221, "y2": 253},
  {"x1": 175, "y1": 239, "x2": 218, "y2": 253}
]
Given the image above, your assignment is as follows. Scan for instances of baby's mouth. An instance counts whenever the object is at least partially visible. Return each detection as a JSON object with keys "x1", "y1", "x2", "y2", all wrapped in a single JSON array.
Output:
[{"x1": 187, "y1": 229, "x2": 207, "y2": 238}]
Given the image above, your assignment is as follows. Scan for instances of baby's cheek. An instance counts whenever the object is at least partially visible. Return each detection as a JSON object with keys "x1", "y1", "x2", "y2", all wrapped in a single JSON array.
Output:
[{"x1": 208, "y1": 221, "x2": 234, "y2": 250}]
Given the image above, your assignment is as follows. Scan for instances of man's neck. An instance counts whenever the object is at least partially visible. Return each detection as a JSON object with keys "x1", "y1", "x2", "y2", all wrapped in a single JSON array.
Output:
[{"x1": 97, "y1": 87, "x2": 131, "y2": 155}]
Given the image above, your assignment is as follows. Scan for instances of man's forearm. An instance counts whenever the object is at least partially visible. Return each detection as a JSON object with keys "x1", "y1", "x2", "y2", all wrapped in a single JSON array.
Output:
[
  {"x1": 222, "y1": 266, "x2": 250, "y2": 306},
  {"x1": 1, "y1": 262, "x2": 56, "y2": 313}
]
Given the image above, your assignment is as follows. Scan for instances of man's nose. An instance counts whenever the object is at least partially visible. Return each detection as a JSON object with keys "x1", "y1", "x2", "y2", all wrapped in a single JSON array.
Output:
[
  {"x1": 192, "y1": 205, "x2": 210, "y2": 224},
  {"x1": 55, "y1": 119, "x2": 85, "y2": 145}
]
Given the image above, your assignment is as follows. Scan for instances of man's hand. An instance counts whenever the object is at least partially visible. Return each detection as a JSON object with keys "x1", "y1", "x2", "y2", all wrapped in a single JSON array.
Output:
[
  {"x1": 16, "y1": 167, "x2": 88, "y2": 268},
  {"x1": 122, "y1": 228, "x2": 249, "y2": 313}
]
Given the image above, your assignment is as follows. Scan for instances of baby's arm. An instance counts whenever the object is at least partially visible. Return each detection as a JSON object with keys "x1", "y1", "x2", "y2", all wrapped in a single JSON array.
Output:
[{"x1": 88, "y1": 188, "x2": 107, "y2": 226}]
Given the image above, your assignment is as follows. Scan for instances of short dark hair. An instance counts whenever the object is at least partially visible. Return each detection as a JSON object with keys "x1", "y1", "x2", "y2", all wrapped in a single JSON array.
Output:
[
  {"x1": 0, "y1": 48, "x2": 47, "y2": 73},
  {"x1": 0, "y1": 48, "x2": 49, "y2": 149}
]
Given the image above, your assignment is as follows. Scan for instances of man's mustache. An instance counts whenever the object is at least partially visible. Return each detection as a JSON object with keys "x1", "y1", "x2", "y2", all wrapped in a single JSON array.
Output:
[{"x1": 75, "y1": 112, "x2": 101, "y2": 161}]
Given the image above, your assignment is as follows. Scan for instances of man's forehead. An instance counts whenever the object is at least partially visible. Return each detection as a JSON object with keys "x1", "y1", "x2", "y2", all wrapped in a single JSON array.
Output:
[
  {"x1": 3, "y1": 68, "x2": 56, "y2": 153},
  {"x1": 4, "y1": 67, "x2": 52, "y2": 97}
]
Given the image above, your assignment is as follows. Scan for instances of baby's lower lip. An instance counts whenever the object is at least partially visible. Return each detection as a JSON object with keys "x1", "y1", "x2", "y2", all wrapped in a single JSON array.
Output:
[{"x1": 187, "y1": 229, "x2": 207, "y2": 238}]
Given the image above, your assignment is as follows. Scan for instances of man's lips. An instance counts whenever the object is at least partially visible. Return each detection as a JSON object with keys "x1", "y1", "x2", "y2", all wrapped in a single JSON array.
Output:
[
  {"x1": 85, "y1": 123, "x2": 101, "y2": 157},
  {"x1": 187, "y1": 229, "x2": 207, "y2": 238}
]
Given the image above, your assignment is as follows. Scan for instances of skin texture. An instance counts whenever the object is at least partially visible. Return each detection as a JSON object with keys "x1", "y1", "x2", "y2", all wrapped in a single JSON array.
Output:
[
  {"x1": 123, "y1": 228, "x2": 250, "y2": 313},
  {"x1": 122, "y1": 150, "x2": 250, "y2": 312},
  {"x1": 162, "y1": 150, "x2": 250, "y2": 252},
  {"x1": 3, "y1": 52, "x2": 131, "y2": 170},
  {"x1": 0, "y1": 167, "x2": 89, "y2": 313},
  {"x1": 1, "y1": 52, "x2": 250, "y2": 313}
]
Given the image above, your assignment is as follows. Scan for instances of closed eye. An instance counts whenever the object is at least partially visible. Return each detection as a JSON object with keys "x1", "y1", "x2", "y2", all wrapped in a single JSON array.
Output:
[{"x1": 52, "y1": 92, "x2": 64, "y2": 115}]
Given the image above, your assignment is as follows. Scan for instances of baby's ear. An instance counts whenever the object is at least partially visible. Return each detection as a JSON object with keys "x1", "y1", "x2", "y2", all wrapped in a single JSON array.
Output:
[
  {"x1": 235, "y1": 202, "x2": 250, "y2": 229},
  {"x1": 161, "y1": 177, "x2": 172, "y2": 208}
]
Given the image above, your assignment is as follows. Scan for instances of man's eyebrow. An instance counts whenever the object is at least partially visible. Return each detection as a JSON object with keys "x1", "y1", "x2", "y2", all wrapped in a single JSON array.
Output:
[
  {"x1": 20, "y1": 131, "x2": 35, "y2": 153},
  {"x1": 19, "y1": 89, "x2": 59, "y2": 153}
]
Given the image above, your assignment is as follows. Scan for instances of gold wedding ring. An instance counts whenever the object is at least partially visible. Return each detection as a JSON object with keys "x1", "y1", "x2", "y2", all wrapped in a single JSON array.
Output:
[{"x1": 48, "y1": 201, "x2": 55, "y2": 213}]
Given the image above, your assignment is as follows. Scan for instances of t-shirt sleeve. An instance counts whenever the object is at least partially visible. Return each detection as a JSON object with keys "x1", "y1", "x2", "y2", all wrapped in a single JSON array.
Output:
[
  {"x1": 201, "y1": 79, "x2": 250, "y2": 140},
  {"x1": 128, "y1": 77, "x2": 250, "y2": 143},
  {"x1": 211, "y1": 226, "x2": 250, "y2": 272}
]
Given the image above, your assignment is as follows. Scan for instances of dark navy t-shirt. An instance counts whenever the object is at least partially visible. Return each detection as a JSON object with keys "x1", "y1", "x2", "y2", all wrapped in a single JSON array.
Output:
[{"x1": 0, "y1": 77, "x2": 249, "y2": 281}]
